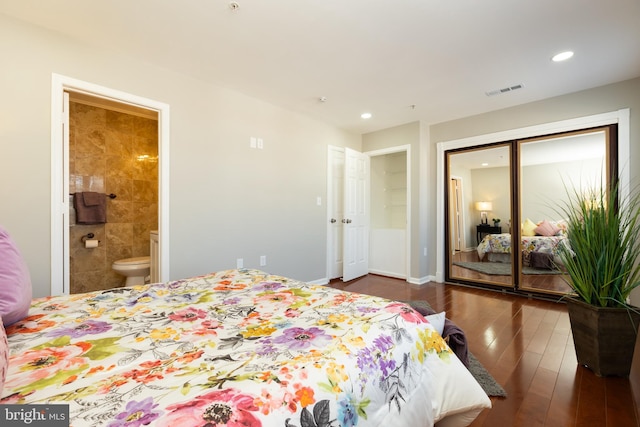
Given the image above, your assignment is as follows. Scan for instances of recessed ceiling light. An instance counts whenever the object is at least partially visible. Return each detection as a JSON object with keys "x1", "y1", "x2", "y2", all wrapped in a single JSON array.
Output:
[
  {"x1": 552, "y1": 51, "x2": 574, "y2": 62},
  {"x1": 481, "y1": 162, "x2": 489, "y2": 167},
  {"x1": 361, "y1": 112, "x2": 372, "y2": 119}
]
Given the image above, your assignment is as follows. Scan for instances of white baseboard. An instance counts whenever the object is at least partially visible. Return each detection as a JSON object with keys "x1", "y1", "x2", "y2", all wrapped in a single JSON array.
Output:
[
  {"x1": 407, "y1": 275, "x2": 435, "y2": 285},
  {"x1": 368, "y1": 268, "x2": 406, "y2": 280},
  {"x1": 308, "y1": 273, "x2": 436, "y2": 286},
  {"x1": 306, "y1": 277, "x2": 329, "y2": 285}
]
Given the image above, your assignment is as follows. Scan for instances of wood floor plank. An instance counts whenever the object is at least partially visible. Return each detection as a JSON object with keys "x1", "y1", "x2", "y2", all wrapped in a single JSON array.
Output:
[
  {"x1": 545, "y1": 335, "x2": 580, "y2": 426},
  {"x1": 575, "y1": 367, "x2": 606, "y2": 426},
  {"x1": 482, "y1": 350, "x2": 543, "y2": 425},
  {"x1": 605, "y1": 378, "x2": 638, "y2": 426},
  {"x1": 513, "y1": 366, "x2": 556, "y2": 426},
  {"x1": 538, "y1": 327, "x2": 570, "y2": 373},
  {"x1": 526, "y1": 309, "x2": 558, "y2": 355}
]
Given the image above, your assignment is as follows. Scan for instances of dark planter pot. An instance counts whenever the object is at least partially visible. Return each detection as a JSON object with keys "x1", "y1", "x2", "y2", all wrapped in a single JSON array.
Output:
[{"x1": 566, "y1": 297, "x2": 640, "y2": 377}]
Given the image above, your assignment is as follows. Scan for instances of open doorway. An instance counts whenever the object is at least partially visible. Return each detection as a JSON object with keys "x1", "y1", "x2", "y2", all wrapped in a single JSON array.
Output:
[
  {"x1": 67, "y1": 92, "x2": 159, "y2": 293},
  {"x1": 326, "y1": 145, "x2": 411, "y2": 282},
  {"x1": 50, "y1": 74, "x2": 170, "y2": 296},
  {"x1": 368, "y1": 149, "x2": 409, "y2": 279}
]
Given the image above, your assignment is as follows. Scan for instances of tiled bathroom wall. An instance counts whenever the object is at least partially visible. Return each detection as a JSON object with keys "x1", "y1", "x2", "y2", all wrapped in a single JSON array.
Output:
[{"x1": 69, "y1": 101, "x2": 158, "y2": 293}]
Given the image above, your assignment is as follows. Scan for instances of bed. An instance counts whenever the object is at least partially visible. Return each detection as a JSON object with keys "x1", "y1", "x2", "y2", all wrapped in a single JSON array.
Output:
[
  {"x1": 476, "y1": 218, "x2": 569, "y2": 268},
  {"x1": 476, "y1": 233, "x2": 568, "y2": 267},
  {"x1": 1, "y1": 268, "x2": 490, "y2": 427}
]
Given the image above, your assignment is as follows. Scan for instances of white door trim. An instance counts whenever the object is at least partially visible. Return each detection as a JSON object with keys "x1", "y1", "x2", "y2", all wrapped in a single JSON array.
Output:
[
  {"x1": 326, "y1": 146, "x2": 344, "y2": 281},
  {"x1": 365, "y1": 144, "x2": 412, "y2": 280},
  {"x1": 51, "y1": 73, "x2": 171, "y2": 295},
  {"x1": 436, "y1": 109, "x2": 630, "y2": 283}
]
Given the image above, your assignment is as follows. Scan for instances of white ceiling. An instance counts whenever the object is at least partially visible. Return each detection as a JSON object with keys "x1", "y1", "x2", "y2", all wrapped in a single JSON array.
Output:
[{"x1": 2, "y1": 0, "x2": 639, "y2": 134}]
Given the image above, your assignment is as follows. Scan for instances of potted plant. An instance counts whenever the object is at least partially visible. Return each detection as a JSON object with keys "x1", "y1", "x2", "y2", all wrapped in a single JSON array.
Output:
[
  {"x1": 556, "y1": 180, "x2": 640, "y2": 376},
  {"x1": 492, "y1": 218, "x2": 501, "y2": 227}
]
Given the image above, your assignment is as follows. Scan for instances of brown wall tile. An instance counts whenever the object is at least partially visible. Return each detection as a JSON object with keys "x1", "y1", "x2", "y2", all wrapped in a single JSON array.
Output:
[{"x1": 69, "y1": 102, "x2": 158, "y2": 293}]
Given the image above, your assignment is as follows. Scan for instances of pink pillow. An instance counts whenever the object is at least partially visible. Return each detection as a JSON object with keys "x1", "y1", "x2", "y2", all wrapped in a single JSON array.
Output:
[
  {"x1": 0, "y1": 226, "x2": 32, "y2": 326},
  {"x1": 0, "y1": 318, "x2": 7, "y2": 395},
  {"x1": 534, "y1": 219, "x2": 561, "y2": 237}
]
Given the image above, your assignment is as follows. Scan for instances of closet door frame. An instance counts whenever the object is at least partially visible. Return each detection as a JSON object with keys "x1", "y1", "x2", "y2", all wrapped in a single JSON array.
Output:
[{"x1": 435, "y1": 109, "x2": 630, "y2": 284}]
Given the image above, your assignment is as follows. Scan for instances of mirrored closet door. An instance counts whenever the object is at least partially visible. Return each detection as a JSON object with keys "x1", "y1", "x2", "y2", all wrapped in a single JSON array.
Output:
[
  {"x1": 517, "y1": 129, "x2": 611, "y2": 295},
  {"x1": 446, "y1": 144, "x2": 515, "y2": 289},
  {"x1": 445, "y1": 125, "x2": 617, "y2": 298}
]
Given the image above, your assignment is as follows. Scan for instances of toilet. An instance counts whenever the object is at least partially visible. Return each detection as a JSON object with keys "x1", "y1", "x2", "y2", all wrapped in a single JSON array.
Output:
[{"x1": 112, "y1": 256, "x2": 151, "y2": 286}]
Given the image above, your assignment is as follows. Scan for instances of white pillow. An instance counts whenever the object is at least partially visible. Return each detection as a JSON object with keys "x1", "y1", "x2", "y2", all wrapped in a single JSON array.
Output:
[{"x1": 426, "y1": 311, "x2": 446, "y2": 336}]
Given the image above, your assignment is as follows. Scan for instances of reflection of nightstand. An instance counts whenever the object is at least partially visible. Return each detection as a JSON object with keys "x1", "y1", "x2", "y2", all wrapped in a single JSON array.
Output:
[{"x1": 477, "y1": 224, "x2": 502, "y2": 245}]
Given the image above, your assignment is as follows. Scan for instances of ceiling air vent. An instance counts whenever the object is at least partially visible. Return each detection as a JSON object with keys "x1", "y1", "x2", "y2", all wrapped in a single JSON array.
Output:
[{"x1": 485, "y1": 84, "x2": 524, "y2": 97}]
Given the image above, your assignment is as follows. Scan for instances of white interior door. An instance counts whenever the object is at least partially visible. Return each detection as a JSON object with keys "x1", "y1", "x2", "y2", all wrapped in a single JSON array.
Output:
[
  {"x1": 328, "y1": 147, "x2": 345, "y2": 279},
  {"x1": 342, "y1": 148, "x2": 370, "y2": 281}
]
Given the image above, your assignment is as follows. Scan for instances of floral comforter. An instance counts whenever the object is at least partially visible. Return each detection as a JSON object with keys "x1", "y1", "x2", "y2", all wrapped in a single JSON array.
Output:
[
  {"x1": 2, "y1": 269, "x2": 489, "y2": 427},
  {"x1": 477, "y1": 233, "x2": 568, "y2": 264}
]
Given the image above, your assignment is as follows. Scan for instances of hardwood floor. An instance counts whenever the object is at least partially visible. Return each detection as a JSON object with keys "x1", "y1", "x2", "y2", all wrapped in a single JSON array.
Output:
[
  {"x1": 450, "y1": 250, "x2": 573, "y2": 296},
  {"x1": 327, "y1": 274, "x2": 640, "y2": 427}
]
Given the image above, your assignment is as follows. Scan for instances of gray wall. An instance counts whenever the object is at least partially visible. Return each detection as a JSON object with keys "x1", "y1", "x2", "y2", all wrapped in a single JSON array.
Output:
[
  {"x1": 520, "y1": 157, "x2": 603, "y2": 222},
  {"x1": 0, "y1": 14, "x2": 360, "y2": 297}
]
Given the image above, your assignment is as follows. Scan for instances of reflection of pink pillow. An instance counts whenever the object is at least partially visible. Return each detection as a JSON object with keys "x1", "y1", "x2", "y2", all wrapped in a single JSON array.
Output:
[
  {"x1": 0, "y1": 319, "x2": 7, "y2": 395},
  {"x1": 0, "y1": 226, "x2": 32, "y2": 326},
  {"x1": 535, "y1": 219, "x2": 561, "y2": 237}
]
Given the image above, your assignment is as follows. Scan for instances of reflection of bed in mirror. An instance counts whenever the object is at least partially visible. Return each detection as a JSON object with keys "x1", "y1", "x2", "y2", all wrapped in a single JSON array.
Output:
[{"x1": 476, "y1": 219, "x2": 569, "y2": 269}]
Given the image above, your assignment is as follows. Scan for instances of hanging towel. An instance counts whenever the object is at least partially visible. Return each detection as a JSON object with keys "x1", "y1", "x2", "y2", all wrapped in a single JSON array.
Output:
[
  {"x1": 74, "y1": 192, "x2": 107, "y2": 224},
  {"x1": 82, "y1": 191, "x2": 103, "y2": 206}
]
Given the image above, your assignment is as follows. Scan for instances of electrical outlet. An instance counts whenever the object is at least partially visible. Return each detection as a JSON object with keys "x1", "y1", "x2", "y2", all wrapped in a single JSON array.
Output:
[
  {"x1": 257, "y1": 138, "x2": 264, "y2": 149},
  {"x1": 237, "y1": 258, "x2": 244, "y2": 268},
  {"x1": 260, "y1": 255, "x2": 267, "y2": 266}
]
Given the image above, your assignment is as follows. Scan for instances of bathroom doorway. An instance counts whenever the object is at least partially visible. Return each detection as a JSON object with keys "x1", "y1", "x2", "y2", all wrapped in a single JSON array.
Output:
[
  {"x1": 51, "y1": 74, "x2": 170, "y2": 296},
  {"x1": 67, "y1": 93, "x2": 159, "y2": 293}
]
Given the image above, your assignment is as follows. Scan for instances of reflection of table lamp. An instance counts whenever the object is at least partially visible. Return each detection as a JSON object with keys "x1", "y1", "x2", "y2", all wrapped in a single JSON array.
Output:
[{"x1": 475, "y1": 201, "x2": 492, "y2": 224}]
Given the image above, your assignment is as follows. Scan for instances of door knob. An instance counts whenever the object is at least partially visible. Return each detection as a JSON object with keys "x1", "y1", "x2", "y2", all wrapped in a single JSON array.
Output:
[
  {"x1": 342, "y1": 218, "x2": 352, "y2": 224},
  {"x1": 330, "y1": 218, "x2": 337, "y2": 223}
]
